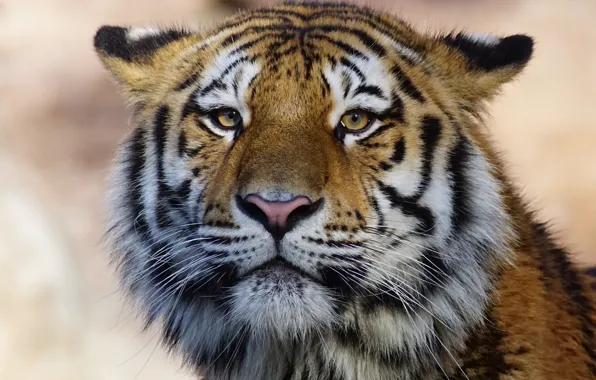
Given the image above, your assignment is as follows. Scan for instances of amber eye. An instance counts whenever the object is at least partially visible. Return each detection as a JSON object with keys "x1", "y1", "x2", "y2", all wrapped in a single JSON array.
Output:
[
  {"x1": 340, "y1": 110, "x2": 374, "y2": 132},
  {"x1": 210, "y1": 108, "x2": 242, "y2": 129}
]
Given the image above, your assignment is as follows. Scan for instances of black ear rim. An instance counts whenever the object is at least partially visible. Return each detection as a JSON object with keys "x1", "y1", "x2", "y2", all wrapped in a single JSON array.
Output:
[
  {"x1": 94, "y1": 26, "x2": 131, "y2": 60},
  {"x1": 94, "y1": 25, "x2": 192, "y2": 62},
  {"x1": 442, "y1": 32, "x2": 534, "y2": 71}
]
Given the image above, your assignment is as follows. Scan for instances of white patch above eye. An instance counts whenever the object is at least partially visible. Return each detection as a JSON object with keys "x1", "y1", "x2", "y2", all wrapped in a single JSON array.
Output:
[
  {"x1": 324, "y1": 55, "x2": 394, "y2": 145},
  {"x1": 466, "y1": 33, "x2": 500, "y2": 46},
  {"x1": 126, "y1": 26, "x2": 162, "y2": 42},
  {"x1": 193, "y1": 48, "x2": 261, "y2": 141}
]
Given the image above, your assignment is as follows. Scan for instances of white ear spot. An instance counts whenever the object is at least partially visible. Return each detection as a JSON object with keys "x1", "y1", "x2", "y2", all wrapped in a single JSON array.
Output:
[
  {"x1": 467, "y1": 33, "x2": 500, "y2": 46},
  {"x1": 126, "y1": 27, "x2": 162, "y2": 42}
]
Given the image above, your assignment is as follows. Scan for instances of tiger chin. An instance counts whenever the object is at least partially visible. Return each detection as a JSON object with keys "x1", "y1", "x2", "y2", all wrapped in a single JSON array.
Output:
[{"x1": 94, "y1": 2, "x2": 595, "y2": 380}]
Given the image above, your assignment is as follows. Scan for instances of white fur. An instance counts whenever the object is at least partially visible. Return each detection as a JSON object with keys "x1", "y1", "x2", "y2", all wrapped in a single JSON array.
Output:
[
  {"x1": 467, "y1": 33, "x2": 500, "y2": 46},
  {"x1": 323, "y1": 56, "x2": 395, "y2": 146},
  {"x1": 195, "y1": 48, "x2": 261, "y2": 140},
  {"x1": 126, "y1": 26, "x2": 162, "y2": 42}
]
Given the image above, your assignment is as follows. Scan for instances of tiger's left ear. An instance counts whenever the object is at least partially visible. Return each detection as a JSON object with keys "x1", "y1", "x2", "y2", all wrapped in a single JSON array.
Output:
[
  {"x1": 434, "y1": 32, "x2": 534, "y2": 106},
  {"x1": 94, "y1": 26, "x2": 195, "y2": 102}
]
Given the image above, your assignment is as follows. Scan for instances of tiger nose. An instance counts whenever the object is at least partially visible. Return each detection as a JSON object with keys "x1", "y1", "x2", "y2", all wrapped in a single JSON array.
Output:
[{"x1": 237, "y1": 194, "x2": 319, "y2": 238}]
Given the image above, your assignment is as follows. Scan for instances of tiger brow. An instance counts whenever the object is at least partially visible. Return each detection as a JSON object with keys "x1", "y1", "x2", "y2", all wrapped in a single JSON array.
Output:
[{"x1": 338, "y1": 57, "x2": 365, "y2": 82}]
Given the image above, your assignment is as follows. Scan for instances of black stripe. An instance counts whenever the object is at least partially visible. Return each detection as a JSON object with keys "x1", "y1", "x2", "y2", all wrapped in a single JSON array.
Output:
[
  {"x1": 321, "y1": 74, "x2": 331, "y2": 96},
  {"x1": 390, "y1": 138, "x2": 405, "y2": 164},
  {"x1": 127, "y1": 127, "x2": 149, "y2": 236},
  {"x1": 377, "y1": 180, "x2": 436, "y2": 234},
  {"x1": 181, "y1": 93, "x2": 205, "y2": 120},
  {"x1": 153, "y1": 105, "x2": 172, "y2": 229},
  {"x1": 339, "y1": 57, "x2": 365, "y2": 81},
  {"x1": 379, "y1": 161, "x2": 392, "y2": 171},
  {"x1": 340, "y1": 72, "x2": 352, "y2": 98},
  {"x1": 416, "y1": 116, "x2": 442, "y2": 197},
  {"x1": 193, "y1": 235, "x2": 250, "y2": 245},
  {"x1": 447, "y1": 132, "x2": 473, "y2": 233},
  {"x1": 368, "y1": 194, "x2": 385, "y2": 227},
  {"x1": 310, "y1": 33, "x2": 369, "y2": 60},
  {"x1": 220, "y1": 56, "x2": 250, "y2": 80},
  {"x1": 184, "y1": 261, "x2": 238, "y2": 298},
  {"x1": 308, "y1": 10, "x2": 423, "y2": 54},
  {"x1": 310, "y1": 11, "x2": 417, "y2": 42},
  {"x1": 418, "y1": 247, "x2": 450, "y2": 295},
  {"x1": 315, "y1": 25, "x2": 387, "y2": 57},
  {"x1": 318, "y1": 265, "x2": 361, "y2": 302},
  {"x1": 306, "y1": 237, "x2": 363, "y2": 248},
  {"x1": 390, "y1": 64, "x2": 425, "y2": 102},
  {"x1": 198, "y1": 78, "x2": 227, "y2": 97},
  {"x1": 353, "y1": 84, "x2": 385, "y2": 99},
  {"x1": 229, "y1": 32, "x2": 293, "y2": 56},
  {"x1": 265, "y1": 37, "x2": 293, "y2": 56},
  {"x1": 220, "y1": 24, "x2": 302, "y2": 48},
  {"x1": 377, "y1": 93, "x2": 404, "y2": 124},
  {"x1": 175, "y1": 72, "x2": 199, "y2": 91},
  {"x1": 267, "y1": 45, "x2": 299, "y2": 63},
  {"x1": 177, "y1": 129, "x2": 187, "y2": 157}
]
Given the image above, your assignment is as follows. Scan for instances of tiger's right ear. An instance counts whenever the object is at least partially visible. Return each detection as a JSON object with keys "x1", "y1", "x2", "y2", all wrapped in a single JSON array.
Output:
[{"x1": 93, "y1": 26, "x2": 195, "y2": 102}]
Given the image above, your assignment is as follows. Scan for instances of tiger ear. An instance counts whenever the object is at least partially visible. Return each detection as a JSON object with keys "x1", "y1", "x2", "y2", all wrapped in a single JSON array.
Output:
[
  {"x1": 435, "y1": 32, "x2": 534, "y2": 106},
  {"x1": 93, "y1": 26, "x2": 194, "y2": 102}
]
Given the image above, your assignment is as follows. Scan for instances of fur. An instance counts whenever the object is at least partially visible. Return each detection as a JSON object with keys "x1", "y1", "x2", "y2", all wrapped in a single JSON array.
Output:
[{"x1": 95, "y1": 2, "x2": 595, "y2": 379}]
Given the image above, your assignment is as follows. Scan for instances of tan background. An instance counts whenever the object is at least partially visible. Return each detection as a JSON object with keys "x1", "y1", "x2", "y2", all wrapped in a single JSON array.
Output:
[{"x1": 1, "y1": 0, "x2": 595, "y2": 379}]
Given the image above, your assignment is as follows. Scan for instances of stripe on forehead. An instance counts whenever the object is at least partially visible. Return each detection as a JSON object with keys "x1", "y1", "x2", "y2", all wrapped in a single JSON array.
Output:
[
  {"x1": 181, "y1": 5, "x2": 426, "y2": 118},
  {"x1": 202, "y1": 5, "x2": 425, "y2": 63}
]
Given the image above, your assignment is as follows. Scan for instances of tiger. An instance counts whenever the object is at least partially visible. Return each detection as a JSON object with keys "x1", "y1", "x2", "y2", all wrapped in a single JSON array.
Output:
[{"x1": 93, "y1": 2, "x2": 596, "y2": 379}]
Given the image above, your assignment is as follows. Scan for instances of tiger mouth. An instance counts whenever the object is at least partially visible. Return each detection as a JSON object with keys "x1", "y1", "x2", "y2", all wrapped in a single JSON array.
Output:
[{"x1": 244, "y1": 257, "x2": 322, "y2": 285}]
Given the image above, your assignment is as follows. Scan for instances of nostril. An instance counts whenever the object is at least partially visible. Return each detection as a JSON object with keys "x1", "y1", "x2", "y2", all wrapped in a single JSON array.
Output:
[
  {"x1": 236, "y1": 195, "x2": 270, "y2": 228},
  {"x1": 285, "y1": 201, "x2": 322, "y2": 229}
]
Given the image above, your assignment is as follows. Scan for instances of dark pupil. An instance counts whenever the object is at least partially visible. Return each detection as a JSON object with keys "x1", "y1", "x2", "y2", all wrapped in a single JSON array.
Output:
[
  {"x1": 351, "y1": 114, "x2": 361, "y2": 123},
  {"x1": 225, "y1": 111, "x2": 237, "y2": 122}
]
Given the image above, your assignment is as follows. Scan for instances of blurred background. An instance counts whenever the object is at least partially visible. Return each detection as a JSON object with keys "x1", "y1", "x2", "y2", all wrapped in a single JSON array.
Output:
[{"x1": 0, "y1": 0, "x2": 595, "y2": 379}]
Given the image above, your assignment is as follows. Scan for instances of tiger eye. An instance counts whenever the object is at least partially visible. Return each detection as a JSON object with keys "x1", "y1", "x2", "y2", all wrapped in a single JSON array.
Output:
[
  {"x1": 340, "y1": 110, "x2": 372, "y2": 131},
  {"x1": 215, "y1": 109, "x2": 242, "y2": 128}
]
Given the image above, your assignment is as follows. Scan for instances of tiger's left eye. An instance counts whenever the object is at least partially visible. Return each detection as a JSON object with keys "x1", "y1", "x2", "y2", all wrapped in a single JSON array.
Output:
[
  {"x1": 340, "y1": 110, "x2": 374, "y2": 132},
  {"x1": 210, "y1": 108, "x2": 243, "y2": 129}
]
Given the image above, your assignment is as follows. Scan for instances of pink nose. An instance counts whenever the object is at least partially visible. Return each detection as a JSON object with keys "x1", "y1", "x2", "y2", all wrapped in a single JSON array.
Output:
[{"x1": 244, "y1": 195, "x2": 312, "y2": 229}]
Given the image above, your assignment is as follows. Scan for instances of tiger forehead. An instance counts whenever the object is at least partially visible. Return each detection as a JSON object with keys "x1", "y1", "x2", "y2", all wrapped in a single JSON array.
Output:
[
  {"x1": 217, "y1": 9, "x2": 420, "y2": 64},
  {"x1": 193, "y1": 3, "x2": 425, "y2": 77},
  {"x1": 190, "y1": 9, "x2": 419, "y2": 125}
]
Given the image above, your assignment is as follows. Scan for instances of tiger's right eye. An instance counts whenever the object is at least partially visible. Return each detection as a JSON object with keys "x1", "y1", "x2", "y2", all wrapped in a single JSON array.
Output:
[
  {"x1": 210, "y1": 108, "x2": 243, "y2": 129},
  {"x1": 337, "y1": 109, "x2": 376, "y2": 134}
]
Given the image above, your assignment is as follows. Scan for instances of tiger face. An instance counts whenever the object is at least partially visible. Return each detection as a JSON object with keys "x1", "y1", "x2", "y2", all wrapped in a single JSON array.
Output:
[{"x1": 96, "y1": 3, "x2": 533, "y2": 379}]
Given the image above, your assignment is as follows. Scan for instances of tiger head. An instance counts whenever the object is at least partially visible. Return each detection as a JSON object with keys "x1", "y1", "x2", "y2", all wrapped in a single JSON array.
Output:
[{"x1": 96, "y1": 3, "x2": 533, "y2": 379}]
